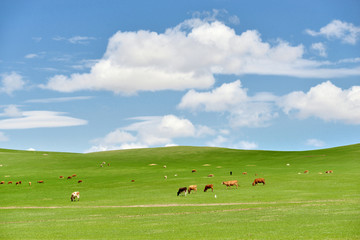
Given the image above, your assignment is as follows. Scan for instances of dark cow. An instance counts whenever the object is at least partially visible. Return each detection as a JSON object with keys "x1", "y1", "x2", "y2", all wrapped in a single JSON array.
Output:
[
  {"x1": 0, "y1": 181, "x2": 4, "y2": 184},
  {"x1": 78, "y1": 180, "x2": 83, "y2": 183},
  {"x1": 252, "y1": 178, "x2": 265, "y2": 186},
  {"x1": 37, "y1": 180, "x2": 44, "y2": 183},
  {"x1": 177, "y1": 187, "x2": 187, "y2": 196},
  {"x1": 204, "y1": 184, "x2": 214, "y2": 192},
  {"x1": 67, "y1": 176, "x2": 72, "y2": 179},
  {"x1": 325, "y1": 170, "x2": 333, "y2": 174},
  {"x1": 192, "y1": 169, "x2": 197, "y2": 173}
]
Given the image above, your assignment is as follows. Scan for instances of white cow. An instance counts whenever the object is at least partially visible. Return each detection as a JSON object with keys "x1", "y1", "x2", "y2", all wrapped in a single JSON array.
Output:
[{"x1": 71, "y1": 191, "x2": 80, "y2": 202}]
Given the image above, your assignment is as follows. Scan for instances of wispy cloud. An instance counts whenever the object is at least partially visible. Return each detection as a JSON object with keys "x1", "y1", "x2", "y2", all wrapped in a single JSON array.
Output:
[
  {"x1": 306, "y1": 20, "x2": 360, "y2": 44},
  {"x1": 306, "y1": 139, "x2": 325, "y2": 148},
  {"x1": 311, "y1": 42, "x2": 327, "y2": 57},
  {"x1": 53, "y1": 36, "x2": 96, "y2": 44},
  {"x1": 26, "y1": 96, "x2": 93, "y2": 103}
]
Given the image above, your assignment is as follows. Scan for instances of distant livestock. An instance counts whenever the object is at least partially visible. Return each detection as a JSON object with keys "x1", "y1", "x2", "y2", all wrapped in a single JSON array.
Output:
[
  {"x1": 208, "y1": 174, "x2": 214, "y2": 177},
  {"x1": 71, "y1": 191, "x2": 80, "y2": 202},
  {"x1": 67, "y1": 176, "x2": 72, "y2": 179},
  {"x1": 188, "y1": 185, "x2": 197, "y2": 194},
  {"x1": 164, "y1": 176, "x2": 167, "y2": 180},
  {"x1": 204, "y1": 184, "x2": 214, "y2": 192},
  {"x1": 37, "y1": 180, "x2": 44, "y2": 183},
  {"x1": 192, "y1": 169, "x2": 197, "y2": 173},
  {"x1": 325, "y1": 170, "x2": 333, "y2": 174},
  {"x1": 252, "y1": 178, "x2": 265, "y2": 186},
  {"x1": 72, "y1": 174, "x2": 77, "y2": 177},
  {"x1": 18, "y1": 181, "x2": 22, "y2": 184},
  {"x1": 304, "y1": 170, "x2": 309, "y2": 174},
  {"x1": 222, "y1": 180, "x2": 238, "y2": 189},
  {"x1": 0, "y1": 181, "x2": 4, "y2": 184},
  {"x1": 8, "y1": 181, "x2": 12, "y2": 184},
  {"x1": 78, "y1": 180, "x2": 83, "y2": 183},
  {"x1": 163, "y1": 165, "x2": 166, "y2": 168},
  {"x1": 242, "y1": 172, "x2": 247, "y2": 175},
  {"x1": 177, "y1": 187, "x2": 187, "y2": 196},
  {"x1": 131, "y1": 180, "x2": 135, "y2": 182},
  {"x1": 29, "y1": 182, "x2": 31, "y2": 186},
  {"x1": 59, "y1": 176, "x2": 64, "y2": 179}
]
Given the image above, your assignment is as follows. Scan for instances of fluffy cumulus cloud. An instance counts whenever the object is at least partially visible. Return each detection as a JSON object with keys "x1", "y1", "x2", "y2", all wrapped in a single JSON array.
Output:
[
  {"x1": 42, "y1": 18, "x2": 360, "y2": 94},
  {"x1": 279, "y1": 81, "x2": 360, "y2": 124},
  {"x1": 311, "y1": 42, "x2": 327, "y2": 57},
  {"x1": 306, "y1": 20, "x2": 360, "y2": 45},
  {"x1": 179, "y1": 80, "x2": 278, "y2": 128},
  {"x1": 0, "y1": 106, "x2": 87, "y2": 129},
  {"x1": 0, "y1": 72, "x2": 25, "y2": 95},
  {"x1": 87, "y1": 115, "x2": 214, "y2": 152}
]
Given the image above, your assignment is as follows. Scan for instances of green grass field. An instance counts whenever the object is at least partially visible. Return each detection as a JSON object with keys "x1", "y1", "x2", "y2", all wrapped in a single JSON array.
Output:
[{"x1": 1, "y1": 145, "x2": 359, "y2": 239}]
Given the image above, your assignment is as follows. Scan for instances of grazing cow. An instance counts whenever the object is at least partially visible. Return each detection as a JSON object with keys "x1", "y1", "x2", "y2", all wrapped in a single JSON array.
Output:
[
  {"x1": 67, "y1": 176, "x2": 72, "y2": 179},
  {"x1": 8, "y1": 181, "x2": 12, "y2": 184},
  {"x1": 252, "y1": 178, "x2": 265, "y2": 186},
  {"x1": 131, "y1": 180, "x2": 135, "y2": 182},
  {"x1": 230, "y1": 171, "x2": 232, "y2": 175},
  {"x1": 71, "y1": 191, "x2": 80, "y2": 202},
  {"x1": 59, "y1": 176, "x2": 64, "y2": 179},
  {"x1": 177, "y1": 187, "x2": 187, "y2": 196},
  {"x1": 37, "y1": 180, "x2": 44, "y2": 183},
  {"x1": 29, "y1": 182, "x2": 31, "y2": 186},
  {"x1": 78, "y1": 180, "x2": 82, "y2": 183},
  {"x1": 72, "y1": 174, "x2": 77, "y2": 177},
  {"x1": 19, "y1": 181, "x2": 22, "y2": 184},
  {"x1": 204, "y1": 184, "x2": 214, "y2": 192},
  {"x1": 188, "y1": 185, "x2": 197, "y2": 194},
  {"x1": 325, "y1": 170, "x2": 333, "y2": 174},
  {"x1": 242, "y1": 172, "x2": 247, "y2": 175},
  {"x1": 192, "y1": 169, "x2": 197, "y2": 173},
  {"x1": 222, "y1": 180, "x2": 238, "y2": 189},
  {"x1": 16, "y1": 182, "x2": 19, "y2": 185},
  {"x1": 208, "y1": 174, "x2": 214, "y2": 177},
  {"x1": 304, "y1": 170, "x2": 309, "y2": 174},
  {"x1": 164, "y1": 176, "x2": 167, "y2": 180},
  {"x1": 0, "y1": 181, "x2": 4, "y2": 184}
]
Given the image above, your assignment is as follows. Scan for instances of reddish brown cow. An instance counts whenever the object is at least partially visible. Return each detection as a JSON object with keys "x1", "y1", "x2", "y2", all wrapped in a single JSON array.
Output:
[
  {"x1": 0, "y1": 181, "x2": 4, "y2": 184},
  {"x1": 325, "y1": 170, "x2": 333, "y2": 173},
  {"x1": 188, "y1": 185, "x2": 197, "y2": 194},
  {"x1": 18, "y1": 181, "x2": 22, "y2": 184},
  {"x1": 67, "y1": 176, "x2": 72, "y2": 179},
  {"x1": 8, "y1": 181, "x2": 12, "y2": 184},
  {"x1": 16, "y1": 182, "x2": 19, "y2": 185},
  {"x1": 304, "y1": 170, "x2": 309, "y2": 174},
  {"x1": 37, "y1": 180, "x2": 44, "y2": 183},
  {"x1": 192, "y1": 169, "x2": 197, "y2": 173},
  {"x1": 252, "y1": 178, "x2": 265, "y2": 186},
  {"x1": 78, "y1": 180, "x2": 83, "y2": 183},
  {"x1": 222, "y1": 180, "x2": 238, "y2": 189},
  {"x1": 204, "y1": 184, "x2": 214, "y2": 192},
  {"x1": 72, "y1": 174, "x2": 77, "y2": 177},
  {"x1": 59, "y1": 176, "x2": 64, "y2": 179},
  {"x1": 242, "y1": 172, "x2": 247, "y2": 175}
]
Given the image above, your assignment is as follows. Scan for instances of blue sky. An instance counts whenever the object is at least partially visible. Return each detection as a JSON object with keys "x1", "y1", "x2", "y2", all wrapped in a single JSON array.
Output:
[{"x1": 0, "y1": 0, "x2": 359, "y2": 153}]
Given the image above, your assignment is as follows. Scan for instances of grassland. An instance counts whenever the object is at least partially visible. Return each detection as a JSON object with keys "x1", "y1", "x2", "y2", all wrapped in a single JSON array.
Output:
[{"x1": 0, "y1": 145, "x2": 359, "y2": 239}]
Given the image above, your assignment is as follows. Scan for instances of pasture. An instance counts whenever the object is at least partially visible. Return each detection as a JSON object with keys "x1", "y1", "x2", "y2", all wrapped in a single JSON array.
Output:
[{"x1": 1, "y1": 145, "x2": 359, "y2": 239}]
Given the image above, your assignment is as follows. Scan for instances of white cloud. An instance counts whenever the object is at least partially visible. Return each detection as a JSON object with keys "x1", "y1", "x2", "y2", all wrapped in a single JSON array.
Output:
[
  {"x1": 306, "y1": 139, "x2": 325, "y2": 148},
  {"x1": 26, "y1": 96, "x2": 92, "y2": 103},
  {"x1": 42, "y1": 18, "x2": 360, "y2": 94},
  {"x1": 0, "y1": 105, "x2": 23, "y2": 117},
  {"x1": 25, "y1": 53, "x2": 39, "y2": 59},
  {"x1": 306, "y1": 20, "x2": 360, "y2": 44},
  {"x1": 311, "y1": 42, "x2": 327, "y2": 57},
  {"x1": 207, "y1": 136, "x2": 258, "y2": 150},
  {"x1": 179, "y1": 80, "x2": 278, "y2": 128},
  {"x1": 0, "y1": 110, "x2": 88, "y2": 129},
  {"x1": 279, "y1": 81, "x2": 360, "y2": 124},
  {"x1": 0, "y1": 72, "x2": 25, "y2": 95},
  {"x1": 235, "y1": 141, "x2": 258, "y2": 150},
  {"x1": 87, "y1": 114, "x2": 214, "y2": 152},
  {"x1": 0, "y1": 132, "x2": 9, "y2": 141}
]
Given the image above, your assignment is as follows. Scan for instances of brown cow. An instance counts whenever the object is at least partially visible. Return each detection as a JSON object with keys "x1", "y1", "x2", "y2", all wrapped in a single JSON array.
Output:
[
  {"x1": 67, "y1": 176, "x2": 72, "y2": 179},
  {"x1": 242, "y1": 172, "x2": 247, "y2": 175},
  {"x1": 252, "y1": 178, "x2": 265, "y2": 186},
  {"x1": 304, "y1": 170, "x2": 309, "y2": 174},
  {"x1": 208, "y1": 174, "x2": 214, "y2": 177},
  {"x1": 177, "y1": 187, "x2": 187, "y2": 196},
  {"x1": 71, "y1": 191, "x2": 80, "y2": 202},
  {"x1": 204, "y1": 184, "x2": 214, "y2": 192},
  {"x1": 8, "y1": 181, "x2": 12, "y2": 184},
  {"x1": 29, "y1": 182, "x2": 31, "y2": 186},
  {"x1": 78, "y1": 180, "x2": 83, "y2": 183},
  {"x1": 59, "y1": 176, "x2": 64, "y2": 179},
  {"x1": 16, "y1": 182, "x2": 19, "y2": 185},
  {"x1": 18, "y1": 181, "x2": 22, "y2": 184},
  {"x1": 222, "y1": 180, "x2": 238, "y2": 189},
  {"x1": 188, "y1": 185, "x2": 197, "y2": 194},
  {"x1": 192, "y1": 169, "x2": 197, "y2": 173},
  {"x1": 0, "y1": 181, "x2": 4, "y2": 184},
  {"x1": 72, "y1": 174, "x2": 77, "y2": 177},
  {"x1": 37, "y1": 180, "x2": 44, "y2": 183},
  {"x1": 325, "y1": 170, "x2": 333, "y2": 173}
]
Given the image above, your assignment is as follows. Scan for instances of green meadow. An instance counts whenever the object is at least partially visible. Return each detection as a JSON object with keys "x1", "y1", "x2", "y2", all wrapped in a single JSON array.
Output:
[{"x1": 1, "y1": 145, "x2": 359, "y2": 239}]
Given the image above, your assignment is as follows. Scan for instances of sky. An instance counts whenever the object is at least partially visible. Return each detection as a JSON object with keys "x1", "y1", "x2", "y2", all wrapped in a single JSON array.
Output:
[{"x1": 0, "y1": 0, "x2": 359, "y2": 153}]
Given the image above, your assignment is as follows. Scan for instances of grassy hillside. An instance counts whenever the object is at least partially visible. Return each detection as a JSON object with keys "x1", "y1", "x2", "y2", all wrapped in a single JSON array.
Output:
[{"x1": 1, "y1": 145, "x2": 359, "y2": 239}]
